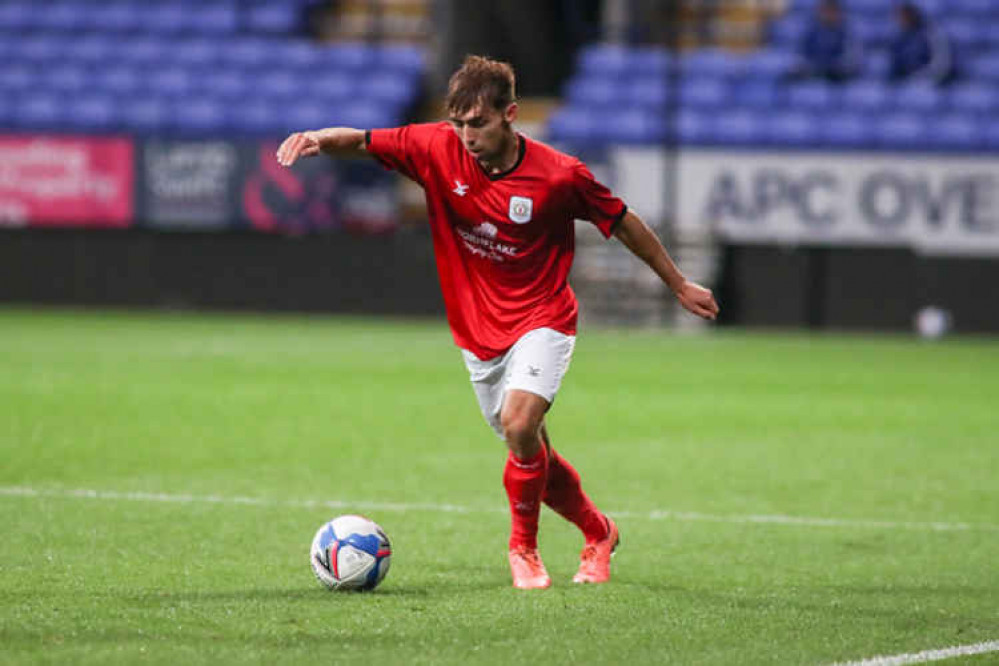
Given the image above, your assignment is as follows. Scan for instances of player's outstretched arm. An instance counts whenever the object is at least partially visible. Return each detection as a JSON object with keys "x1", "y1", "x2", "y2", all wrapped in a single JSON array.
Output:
[
  {"x1": 613, "y1": 209, "x2": 720, "y2": 321},
  {"x1": 276, "y1": 127, "x2": 367, "y2": 167}
]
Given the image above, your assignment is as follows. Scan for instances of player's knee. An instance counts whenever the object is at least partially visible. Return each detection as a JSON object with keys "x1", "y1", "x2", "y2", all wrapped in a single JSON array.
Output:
[{"x1": 501, "y1": 411, "x2": 541, "y2": 456}]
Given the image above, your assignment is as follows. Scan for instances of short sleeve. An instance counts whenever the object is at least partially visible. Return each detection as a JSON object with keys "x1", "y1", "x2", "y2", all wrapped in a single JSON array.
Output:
[
  {"x1": 570, "y1": 162, "x2": 628, "y2": 238},
  {"x1": 366, "y1": 123, "x2": 441, "y2": 185}
]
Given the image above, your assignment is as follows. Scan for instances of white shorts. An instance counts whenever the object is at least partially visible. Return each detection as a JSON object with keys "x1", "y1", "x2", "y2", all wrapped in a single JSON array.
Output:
[{"x1": 461, "y1": 328, "x2": 576, "y2": 439}]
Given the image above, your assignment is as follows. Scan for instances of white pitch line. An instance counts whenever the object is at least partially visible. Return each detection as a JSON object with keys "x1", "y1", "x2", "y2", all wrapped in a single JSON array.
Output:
[
  {"x1": 2, "y1": 486, "x2": 998, "y2": 534},
  {"x1": 828, "y1": 639, "x2": 999, "y2": 666}
]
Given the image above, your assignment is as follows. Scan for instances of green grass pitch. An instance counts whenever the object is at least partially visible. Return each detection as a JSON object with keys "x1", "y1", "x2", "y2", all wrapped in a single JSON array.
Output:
[{"x1": 1, "y1": 307, "x2": 996, "y2": 665}]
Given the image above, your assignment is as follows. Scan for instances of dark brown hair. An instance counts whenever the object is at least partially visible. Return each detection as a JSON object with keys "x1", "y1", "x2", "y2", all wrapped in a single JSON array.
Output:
[{"x1": 445, "y1": 55, "x2": 516, "y2": 115}]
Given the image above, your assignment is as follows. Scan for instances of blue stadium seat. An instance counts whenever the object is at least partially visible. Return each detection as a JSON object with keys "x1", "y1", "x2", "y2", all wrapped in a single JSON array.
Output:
[
  {"x1": 221, "y1": 37, "x2": 272, "y2": 69},
  {"x1": 138, "y1": 4, "x2": 190, "y2": 34},
  {"x1": 627, "y1": 76, "x2": 671, "y2": 110},
  {"x1": 862, "y1": 51, "x2": 891, "y2": 78},
  {"x1": 94, "y1": 66, "x2": 144, "y2": 96},
  {"x1": 120, "y1": 99, "x2": 171, "y2": 133},
  {"x1": 0, "y1": 2, "x2": 32, "y2": 31},
  {"x1": 0, "y1": 64, "x2": 34, "y2": 94},
  {"x1": 192, "y1": 3, "x2": 239, "y2": 36},
  {"x1": 361, "y1": 72, "x2": 419, "y2": 107},
  {"x1": 147, "y1": 66, "x2": 198, "y2": 99},
  {"x1": 710, "y1": 110, "x2": 767, "y2": 145},
  {"x1": 679, "y1": 78, "x2": 729, "y2": 109},
  {"x1": 949, "y1": 83, "x2": 999, "y2": 114},
  {"x1": 201, "y1": 70, "x2": 252, "y2": 100},
  {"x1": 229, "y1": 99, "x2": 282, "y2": 135},
  {"x1": 19, "y1": 35, "x2": 64, "y2": 64},
  {"x1": 316, "y1": 43, "x2": 375, "y2": 71},
  {"x1": 255, "y1": 71, "x2": 302, "y2": 100},
  {"x1": 118, "y1": 37, "x2": 171, "y2": 65},
  {"x1": 606, "y1": 109, "x2": 668, "y2": 144},
  {"x1": 36, "y1": 1, "x2": 88, "y2": 31},
  {"x1": 83, "y1": 3, "x2": 143, "y2": 32},
  {"x1": 174, "y1": 100, "x2": 229, "y2": 135},
  {"x1": 744, "y1": 49, "x2": 798, "y2": 80},
  {"x1": 853, "y1": 19, "x2": 895, "y2": 47},
  {"x1": 337, "y1": 103, "x2": 395, "y2": 131},
  {"x1": 765, "y1": 110, "x2": 821, "y2": 146},
  {"x1": 630, "y1": 47, "x2": 674, "y2": 77},
  {"x1": 786, "y1": 82, "x2": 838, "y2": 110},
  {"x1": 875, "y1": 113, "x2": 929, "y2": 148},
  {"x1": 376, "y1": 45, "x2": 426, "y2": 73},
  {"x1": 676, "y1": 109, "x2": 710, "y2": 144},
  {"x1": 894, "y1": 83, "x2": 944, "y2": 112},
  {"x1": 577, "y1": 44, "x2": 632, "y2": 77},
  {"x1": 67, "y1": 96, "x2": 120, "y2": 132},
  {"x1": 564, "y1": 77, "x2": 622, "y2": 107},
  {"x1": 14, "y1": 94, "x2": 66, "y2": 130},
  {"x1": 820, "y1": 112, "x2": 876, "y2": 147},
  {"x1": 984, "y1": 122, "x2": 999, "y2": 150},
  {"x1": 951, "y1": 0, "x2": 999, "y2": 18},
  {"x1": 928, "y1": 114, "x2": 980, "y2": 149},
  {"x1": 941, "y1": 18, "x2": 991, "y2": 52},
  {"x1": 272, "y1": 41, "x2": 325, "y2": 70},
  {"x1": 284, "y1": 101, "x2": 335, "y2": 134},
  {"x1": 64, "y1": 35, "x2": 117, "y2": 65},
  {"x1": 842, "y1": 80, "x2": 890, "y2": 111},
  {"x1": 312, "y1": 72, "x2": 357, "y2": 102},
  {"x1": 245, "y1": 4, "x2": 301, "y2": 34},
  {"x1": 43, "y1": 65, "x2": 91, "y2": 94},
  {"x1": 735, "y1": 80, "x2": 783, "y2": 108},
  {"x1": 769, "y1": 14, "x2": 808, "y2": 47},
  {"x1": 547, "y1": 108, "x2": 599, "y2": 144},
  {"x1": 172, "y1": 38, "x2": 223, "y2": 68},
  {"x1": 965, "y1": 54, "x2": 999, "y2": 81},
  {"x1": 681, "y1": 49, "x2": 746, "y2": 79}
]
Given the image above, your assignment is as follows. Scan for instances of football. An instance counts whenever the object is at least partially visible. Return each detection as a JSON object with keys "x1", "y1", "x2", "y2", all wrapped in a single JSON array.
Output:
[{"x1": 309, "y1": 515, "x2": 392, "y2": 591}]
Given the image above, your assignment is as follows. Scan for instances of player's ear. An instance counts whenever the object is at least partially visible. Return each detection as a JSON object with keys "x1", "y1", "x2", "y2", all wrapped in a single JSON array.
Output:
[{"x1": 503, "y1": 102, "x2": 518, "y2": 125}]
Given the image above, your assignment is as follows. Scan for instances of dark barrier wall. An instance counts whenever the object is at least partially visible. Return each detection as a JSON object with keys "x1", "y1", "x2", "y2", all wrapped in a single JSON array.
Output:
[
  {"x1": 718, "y1": 245, "x2": 999, "y2": 333},
  {"x1": 0, "y1": 228, "x2": 444, "y2": 316}
]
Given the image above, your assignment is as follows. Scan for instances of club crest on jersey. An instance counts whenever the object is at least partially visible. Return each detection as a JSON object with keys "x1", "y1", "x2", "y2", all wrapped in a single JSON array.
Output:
[{"x1": 508, "y1": 196, "x2": 533, "y2": 224}]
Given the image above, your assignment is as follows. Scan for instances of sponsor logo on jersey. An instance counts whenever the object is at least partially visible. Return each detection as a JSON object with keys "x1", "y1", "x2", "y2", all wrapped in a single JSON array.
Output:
[{"x1": 508, "y1": 196, "x2": 532, "y2": 224}]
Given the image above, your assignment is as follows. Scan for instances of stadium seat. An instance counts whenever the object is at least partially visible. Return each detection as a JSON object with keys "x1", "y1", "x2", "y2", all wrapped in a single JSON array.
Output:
[
  {"x1": 93, "y1": 66, "x2": 144, "y2": 96},
  {"x1": 675, "y1": 109, "x2": 710, "y2": 144},
  {"x1": 942, "y1": 18, "x2": 991, "y2": 52},
  {"x1": 820, "y1": 112, "x2": 876, "y2": 147},
  {"x1": 19, "y1": 35, "x2": 64, "y2": 64},
  {"x1": 875, "y1": 113, "x2": 929, "y2": 148},
  {"x1": 564, "y1": 77, "x2": 622, "y2": 108},
  {"x1": 120, "y1": 99, "x2": 171, "y2": 133},
  {"x1": 14, "y1": 94, "x2": 65, "y2": 130},
  {"x1": 862, "y1": 51, "x2": 891, "y2": 78},
  {"x1": 272, "y1": 41, "x2": 325, "y2": 70},
  {"x1": 681, "y1": 49, "x2": 746, "y2": 79},
  {"x1": 853, "y1": 19, "x2": 895, "y2": 47},
  {"x1": 284, "y1": 101, "x2": 335, "y2": 134},
  {"x1": 67, "y1": 96, "x2": 120, "y2": 132},
  {"x1": 192, "y1": 3, "x2": 239, "y2": 36},
  {"x1": 64, "y1": 35, "x2": 117, "y2": 65},
  {"x1": 768, "y1": 14, "x2": 809, "y2": 47},
  {"x1": 577, "y1": 44, "x2": 632, "y2": 77},
  {"x1": 228, "y1": 99, "x2": 282, "y2": 135},
  {"x1": 842, "y1": 80, "x2": 890, "y2": 111},
  {"x1": 148, "y1": 67, "x2": 198, "y2": 100},
  {"x1": 311, "y1": 72, "x2": 357, "y2": 102},
  {"x1": 43, "y1": 65, "x2": 91, "y2": 94},
  {"x1": 118, "y1": 37, "x2": 172, "y2": 65},
  {"x1": 627, "y1": 76, "x2": 672, "y2": 110},
  {"x1": 679, "y1": 78, "x2": 729, "y2": 109},
  {"x1": 337, "y1": 103, "x2": 395, "y2": 131},
  {"x1": 361, "y1": 72, "x2": 419, "y2": 107},
  {"x1": 965, "y1": 54, "x2": 999, "y2": 81},
  {"x1": 0, "y1": 64, "x2": 34, "y2": 94},
  {"x1": 606, "y1": 109, "x2": 668, "y2": 144},
  {"x1": 255, "y1": 71, "x2": 303, "y2": 101},
  {"x1": 83, "y1": 3, "x2": 143, "y2": 32},
  {"x1": 929, "y1": 114, "x2": 981, "y2": 149},
  {"x1": 36, "y1": 1, "x2": 87, "y2": 31},
  {"x1": 172, "y1": 38, "x2": 223, "y2": 68},
  {"x1": 376, "y1": 45, "x2": 426, "y2": 73},
  {"x1": 245, "y1": 4, "x2": 302, "y2": 35},
  {"x1": 174, "y1": 100, "x2": 229, "y2": 135},
  {"x1": 138, "y1": 4, "x2": 190, "y2": 34},
  {"x1": 0, "y1": 2, "x2": 32, "y2": 31},
  {"x1": 221, "y1": 37, "x2": 273, "y2": 69},
  {"x1": 735, "y1": 80, "x2": 783, "y2": 108},
  {"x1": 630, "y1": 47, "x2": 674, "y2": 77},
  {"x1": 949, "y1": 83, "x2": 999, "y2": 114},
  {"x1": 744, "y1": 49, "x2": 798, "y2": 80},
  {"x1": 765, "y1": 111, "x2": 821, "y2": 146},
  {"x1": 547, "y1": 108, "x2": 599, "y2": 144},
  {"x1": 710, "y1": 110, "x2": 767, "y2": 145},
  {"x1": 785, "y1": 82, "x2": 838, "y2": 110},
  {"x1": 894, "y1": 83, "x2": 945, "y2": 112},
  {"x1": 200, "y1": 70, "x2": 252, "y2": 100}
]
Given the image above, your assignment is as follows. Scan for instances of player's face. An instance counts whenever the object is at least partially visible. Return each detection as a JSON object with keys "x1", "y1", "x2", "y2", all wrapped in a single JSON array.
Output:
[{"x1": 449, "y1": 103, "x2": 517, "y2": 166}]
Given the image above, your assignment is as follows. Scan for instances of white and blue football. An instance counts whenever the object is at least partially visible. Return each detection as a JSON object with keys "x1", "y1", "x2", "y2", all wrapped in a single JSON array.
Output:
[{"x1": 310, "y1": 515, "x2": 391, "y2": 591}]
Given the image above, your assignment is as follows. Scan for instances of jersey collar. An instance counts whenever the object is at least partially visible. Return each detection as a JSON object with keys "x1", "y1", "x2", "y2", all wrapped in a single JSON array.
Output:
[{"x1": 477, "y1": 134, "x2": 526, "y2": 181}]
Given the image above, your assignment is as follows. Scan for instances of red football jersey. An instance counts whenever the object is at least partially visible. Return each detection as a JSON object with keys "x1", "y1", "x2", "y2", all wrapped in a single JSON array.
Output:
[{"x1": 367, "y1": 122, "x2": 627, "y2": 360}]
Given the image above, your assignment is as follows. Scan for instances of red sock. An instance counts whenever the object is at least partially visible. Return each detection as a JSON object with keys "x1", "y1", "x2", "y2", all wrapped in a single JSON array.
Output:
[
  {"x1": 503, "y1": 448, "x2": 548, "y2": 550},
  {"x1": 543, "y1": 450, "x2": 609, "y2": 543}
]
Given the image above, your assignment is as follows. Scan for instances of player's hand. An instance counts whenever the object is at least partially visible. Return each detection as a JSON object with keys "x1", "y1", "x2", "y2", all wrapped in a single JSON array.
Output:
[
  {"x1": 676, "y1": 280, "x2": 719, "y2": 321},
  {"x1": 276, "y1": 131, "x2": 321, "y2": 167}
]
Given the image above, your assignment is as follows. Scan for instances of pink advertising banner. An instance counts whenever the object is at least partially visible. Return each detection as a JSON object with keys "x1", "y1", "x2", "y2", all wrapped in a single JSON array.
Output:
[{"x1": 0, "y1": 136, "x2": 134, "y2": 228}]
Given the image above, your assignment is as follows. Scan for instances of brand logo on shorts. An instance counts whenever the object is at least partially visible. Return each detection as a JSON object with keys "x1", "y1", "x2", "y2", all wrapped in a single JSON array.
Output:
[
  {"x1": 527, "y1": 365, "x2": 541, "y2": 377},
  {"x1": 508, "y1": 196, "x2": 533, "y2": 224}
]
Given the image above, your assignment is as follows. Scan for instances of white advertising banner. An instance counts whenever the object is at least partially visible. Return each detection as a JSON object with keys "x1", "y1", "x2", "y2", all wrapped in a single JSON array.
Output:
[{"x1": 674, "y1": 149, "x2": 999, "y2": 256}]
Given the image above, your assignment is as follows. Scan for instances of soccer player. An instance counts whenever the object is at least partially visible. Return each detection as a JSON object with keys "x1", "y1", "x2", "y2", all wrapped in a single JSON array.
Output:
[{"x1": 276, "y1": 55, "x2": 719, "y2": 589}]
